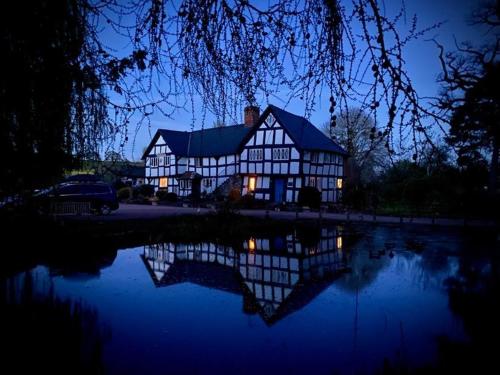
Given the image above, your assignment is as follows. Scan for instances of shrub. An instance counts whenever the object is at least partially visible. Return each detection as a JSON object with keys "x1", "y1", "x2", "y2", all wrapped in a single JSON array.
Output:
[
  {"x1": 133, "y1": 184, "x2": 155, "y2": 198},
  {"x1": 117, "y1": 187, "x2": 132, "y2": 201},
  {"x1": 240, "y1": 193, "x2": 255, "y2": 208},
  {"x1": 298, "y1": 186, "x2": 321, "y2": 209},
  {"x1": 155, "y1": 189, "x2": 177, "y2": 202},
  {"x1": 228, "y1": 188, "x2": 241, "y2": 202}
]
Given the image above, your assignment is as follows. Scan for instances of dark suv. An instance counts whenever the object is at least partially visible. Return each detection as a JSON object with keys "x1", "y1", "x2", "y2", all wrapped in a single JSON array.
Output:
[{"x1": 34, "y1": 181, "x2": 119, "y2": 215}]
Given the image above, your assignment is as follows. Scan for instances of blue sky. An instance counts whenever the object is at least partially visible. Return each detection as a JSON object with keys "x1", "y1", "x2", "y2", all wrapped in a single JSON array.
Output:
[{"x1": 106, "y1": 0, "x2": 486, "y2": 161}]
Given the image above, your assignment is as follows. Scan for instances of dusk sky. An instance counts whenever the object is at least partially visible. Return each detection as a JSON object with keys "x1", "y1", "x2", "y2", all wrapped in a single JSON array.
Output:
[{"x1": 109, "y1": 0, "x2": 487, "y2": 161}]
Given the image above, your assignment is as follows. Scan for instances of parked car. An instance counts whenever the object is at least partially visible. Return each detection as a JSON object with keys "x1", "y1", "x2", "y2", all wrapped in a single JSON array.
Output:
[{"x1": 33, "y1": 181, "x2": 119, "y2": 215}]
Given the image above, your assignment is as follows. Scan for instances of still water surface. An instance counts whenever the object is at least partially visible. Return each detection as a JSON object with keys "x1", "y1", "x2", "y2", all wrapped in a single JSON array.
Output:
[{"x1": 3, "y1": 224, "x2": 496, "y2": 374}]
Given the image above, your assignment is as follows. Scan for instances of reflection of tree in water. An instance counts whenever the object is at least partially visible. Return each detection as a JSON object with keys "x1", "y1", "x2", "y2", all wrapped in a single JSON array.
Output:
[
  {"x1": 435, "y1": 243, "x2": 500, "y2": 373},
  {"x1": 1, "y1": 270, "x2": 109, "y2": 374},
  {"x1": 334, "y1": 228, "x2": 391, "y2": 292}
]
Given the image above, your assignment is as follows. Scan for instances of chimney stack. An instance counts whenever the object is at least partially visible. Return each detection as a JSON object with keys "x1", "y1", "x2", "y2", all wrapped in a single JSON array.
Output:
[{"x1": 244, "y1": 106, "x2": 260, "y2": 127}]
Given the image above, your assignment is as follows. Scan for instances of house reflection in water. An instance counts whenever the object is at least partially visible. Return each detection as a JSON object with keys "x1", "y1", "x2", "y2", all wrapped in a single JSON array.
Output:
[{"x1": 141, "y1": 228, "x2": 348, "y2": 324}]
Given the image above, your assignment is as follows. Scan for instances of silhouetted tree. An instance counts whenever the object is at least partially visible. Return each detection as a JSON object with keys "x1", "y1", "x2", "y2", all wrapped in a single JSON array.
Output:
[
  {"x1": 322, "y1": 107, "x2": 389, "y2": 184},
  {"x1": 1, "y1": 0, "x2": 439, "y2": 193},
  {"x1": 433, "y1": 1, "x2": 499, "y2": 197}
]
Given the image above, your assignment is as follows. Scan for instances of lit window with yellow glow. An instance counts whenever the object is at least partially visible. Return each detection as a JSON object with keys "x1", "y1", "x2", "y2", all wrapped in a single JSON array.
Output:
[
  {"x1": 159, "y1": 177, "x2": 168, "y2": 188},
  {"x1": 248, "y1": 237, "x2": 256, "y2": 252},
  {"x1": 336, "y1": 178, "x2": 343, "y2": 189},
  {"x1": 248, "y1": 177, "x2": 256, "y2": 192},
  {"x1": 336, "y1": 236, "x2": 343, "y2": 249}
]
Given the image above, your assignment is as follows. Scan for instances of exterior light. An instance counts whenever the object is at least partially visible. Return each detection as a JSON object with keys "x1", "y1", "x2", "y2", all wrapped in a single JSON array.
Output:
[
  {"x1": 248, "y1": 176, "x2": 256, "y2": 192},
  {"x1": 160, "y1": 177, "x2": 168, "y2": 188},
  {"x1": 336, "y1": 236, "x2": 342, "y2": 249},
  {"x1": 336, "y1": 178, "x2": 343, "y2": 189}
]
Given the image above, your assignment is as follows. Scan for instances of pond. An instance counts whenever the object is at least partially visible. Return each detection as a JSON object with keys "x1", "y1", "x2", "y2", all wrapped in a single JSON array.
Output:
[{"x1": 2, "y1": 222, "x2": 498, "y2": 374}]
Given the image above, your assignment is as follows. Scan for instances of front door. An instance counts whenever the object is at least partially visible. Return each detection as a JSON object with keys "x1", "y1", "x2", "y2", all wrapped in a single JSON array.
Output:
[{"x1": 273, "y1": 178, "x2": 285, "y2": 203}]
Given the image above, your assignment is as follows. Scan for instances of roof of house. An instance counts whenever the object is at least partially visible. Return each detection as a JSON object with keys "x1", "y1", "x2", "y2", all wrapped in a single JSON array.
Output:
[
  {"x1": 142, "y1": 105, "x2": 347, "y2": 159},
  {"x1": 143, "y1": 125, "x2": 252, "y2": 159},
  {"x1": 266, "y1": 105, "x2": 348, "y2": 155}
]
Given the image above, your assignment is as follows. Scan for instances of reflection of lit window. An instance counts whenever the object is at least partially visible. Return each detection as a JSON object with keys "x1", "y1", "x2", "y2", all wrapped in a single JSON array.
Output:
[
  {"x1": 336, "y1": 178, "x2": 343, "y2": 189},
  {"x1": 248, "y1": 177, "x2": 256, "y2": 192},
  {"x1": 159, "y1": 177, "x2": 168, "y2": 188},
  {"x1": 337, "y1": 236, "x2": 342, "y2": 249},
  {"x1": 248, "y1": 238, "x2": 256, "y2": 252}
]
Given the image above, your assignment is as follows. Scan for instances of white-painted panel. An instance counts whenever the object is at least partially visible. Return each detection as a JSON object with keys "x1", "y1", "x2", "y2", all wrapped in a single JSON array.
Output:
[
  {"x1": 322, "y1": 178, "x2": 328, "y2": 189},
  {"x1": 256, "y1": 163, "x2": 262, "y2": 173},
  {"x1": 243, "y1": 176, "x2": 248, "y2": 185},
  {"x1": 255, "y1": 193, "x2": 263, "y2": 199},
  {"x1": 267, "y1": 113, "x2": 276, "y2": 126},
  {"x1": 280, "y1": 163, "x2": 287, "y2": 174},
  {"x1": 256, "y1": 131, "x2": 264, "y2": 145},
  {"x1": 249, "y1": 163, "x2": 255, "y2": 173},
  {"x1": 151, "y1": 169, "x2": 158, "y2": 177},
  {"x1": 265, "y1": 130, "x2": 274, "y2": 144},
  {"x1": 241, "y1": 163, "x2": 247, "y2": 173},
  {"x1": 241, "y1": 149, "x2": 248, "y2": 160},
  {"x1": 257, "y1": 177, "x2": 262, "y2": 189},
  {"x1": 303, "y1": 152, "x2": 310, "y2": 161},
  {"x1": 290, "y1": 162, "x2": 299, "y2": 174},
  {"x1": 264, "y1": 162, "x2": 271, "y2": 174},
  {"x1": 284, "y1": 134, "x2": 293, "y2": 144},
  {"x1": 273, "y1": 163, "x2": 280, "y2": 174},
  {"x1": 262, "y1": 177, "x2": 270, "y2": 188},
  {"x1": 275, "y1": 129, "x2": 283, "y2": 144},
  {"x1": 291, "y1": 148, "x2": 299, "y2": 160},
  {"x1": 311, "y1": 166, "x2": 317, "y2": 174},
  {"x1": 304, "y1": 164, "x2": 310, "y2": 174},
  {"x1": 246, "y1": 136, "x2": 255, "y2": 147},
  {"x1": 210, "y1": 167, "x2": 216, "y2": 175},
  {"x1": 286, "y1": 190, "x2": 293, "y2": 202},
  {"x1": 322, "y1": 191, "x2": 328, "y2": 202},
  {"x1": 317, "y1": 166, "x2": 323, "y2": 175},
  {"x1": 227, "y1": 155, "x2": 235, "y2": 164},
  {"x1": 265, "y1": 149, "x2": 271, "y2": 160}
]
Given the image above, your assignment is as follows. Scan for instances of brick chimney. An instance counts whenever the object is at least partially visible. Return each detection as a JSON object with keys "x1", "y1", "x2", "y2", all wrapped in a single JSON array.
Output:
[{"x1": 244, "y1": 106, "x2": 260, "y2": 127}]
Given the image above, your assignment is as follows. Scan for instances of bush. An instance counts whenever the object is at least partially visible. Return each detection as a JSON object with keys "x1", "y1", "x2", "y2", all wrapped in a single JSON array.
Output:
[
  {"x1": 133, "y1": 184, "x2": 155, "y2": 198},
  {"x1": 228, "y1": 188, "x2": 241, "y2": 202},
  {"x1": 298, "y1": 186, "x2": 321, "y2": 209},
  {"x1": 240, "y1": 193, "x2": 255, "y2": 208},
  {"x1": 117, "y1": 187, "x2": 132, "y2": 201},
  {"x1": 156, "y1": 190, "x2": 177, "y2": 202}
]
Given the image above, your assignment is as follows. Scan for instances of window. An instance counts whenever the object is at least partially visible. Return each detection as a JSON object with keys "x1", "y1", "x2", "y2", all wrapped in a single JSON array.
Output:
[
  {"x1": 336, "y1": 178, "x2": 343, "y2": 189},
  {"x1": 150, "y1": 157, "x2": 159, "y2": 167},
  {"x1": 272, "y1": 148, "x2": 289, "y2": 160},
  {"x1": 308, "y1": 177, "x2": 322, "y2": 190},
  {"x1": 337, "y1": 237, "x2": 343, "y2": 249},
  {"x1": 159, "y1": 177, "x2": 168, "y2": 188},
  {"x1": 311, "y1": 152, "x2": 319, "y2": 163},
  {"x1": 248, "y1": 177, "x2": 256, "y2": 192},
  {"x1": 249, "y1": 149, "x2": 263, "y2": 161},
  {"x1": 195, "y1": 158, "x2": 202, "y2": 167},
  {"x1": 203, "y1": 178, "x2": 213, "y2": 188},
  {"x1": 248, "y1": 237, "x2": 256, "y2": 252},
  {"x1": 180, "y1": 180, "x2": 192, "y2": 189}
]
